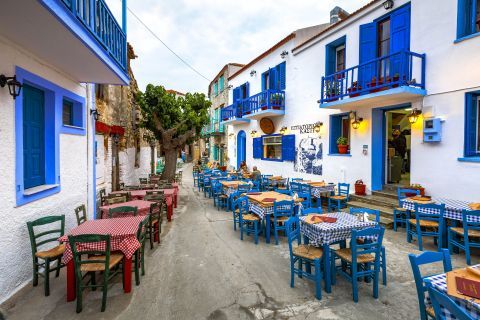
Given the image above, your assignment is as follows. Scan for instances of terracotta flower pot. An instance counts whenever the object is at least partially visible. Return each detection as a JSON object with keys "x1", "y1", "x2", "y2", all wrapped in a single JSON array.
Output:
[
  {"x1": 355, "y1": 183, "x2": 366, "y2": 196},
  {"x1": 337, "y1": 145, "x2": 348, "y2": 154}
]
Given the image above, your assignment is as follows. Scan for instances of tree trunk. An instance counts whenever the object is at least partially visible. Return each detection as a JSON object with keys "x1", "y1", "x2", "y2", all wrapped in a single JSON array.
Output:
[
  {"x1": 161, "y1": 148, "x2": 177, "y2": 181},
  {"x1": 150, "y1": 145, "x2": 155, "y2": 174}
]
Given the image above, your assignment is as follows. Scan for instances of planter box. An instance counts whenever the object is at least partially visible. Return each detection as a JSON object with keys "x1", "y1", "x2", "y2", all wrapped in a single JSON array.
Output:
[{"x1": 272, "y1": 105, "x2": 281, "y2": 110}]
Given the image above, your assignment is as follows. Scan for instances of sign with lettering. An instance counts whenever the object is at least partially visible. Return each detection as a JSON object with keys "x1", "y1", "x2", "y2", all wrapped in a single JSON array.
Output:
[{"x1": 290, "y1": 123, "x2": 317, "y2": 134}]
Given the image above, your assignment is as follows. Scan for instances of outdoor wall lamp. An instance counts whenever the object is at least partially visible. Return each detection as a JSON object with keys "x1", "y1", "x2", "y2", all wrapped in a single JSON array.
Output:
[
  {"x1": 350, "y1": 111, "x2": 363, "y2": 129},
  {"x1": 313, "y1": 122, "x2": 324, "y2": 133},
  {"x1": 383, "y1": 0, "x2": 394, "y2": 10},
  {"x1": 112, "y1": 134, "x2": 120, "y2": 144},
  {"x1": 250, "y1": 130, "x2": 257, "y2": 137},
  {"x1": 279, "y1": 126, "x2": 288, "y2": 135},
  {"x1": 90, "y1": 108, "x2": 101, "y2": 121},
  {"x1": 250, "y1": 70, "x2": 256, "y2": 77},
  {"x1": 408, "y1": 108, "x2": 422, "y2": 124},
  {"x1": 227, "y1": 85, "x2": 233, "y2": 89},
  {"x1": 228, "y1": 133, "x2": 234, "y2": 138},
  {"x1": 280, "y1": 50, "x2": 289, "y2": 59},
  {"x1": 0, "y1": 74, "x2": 22, "y2": 99}
]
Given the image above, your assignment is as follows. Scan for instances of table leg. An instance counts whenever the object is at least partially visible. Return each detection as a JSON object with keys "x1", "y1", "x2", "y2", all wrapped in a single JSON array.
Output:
[
  {"x1": 66, "y1": 260, "x2": 76, "y2": 302},
  {"x1": 123, "y1": 257, "x2": 132, "y2": 293},
  {"x1": 265, "y1": 215, "x2": 271, "y2": 244},
  {"x1": 154, "y1": 221, "x2": 159, "y2": 242},
  {"x1": 167, "y1": 204, "x2": 173, "y2": 222},
  {"x1": 323, "y1": 243, "x2": 331, "y2": 293},
  {"x1": 174, "y1": 193, "x2": 178, "y2": 208}
]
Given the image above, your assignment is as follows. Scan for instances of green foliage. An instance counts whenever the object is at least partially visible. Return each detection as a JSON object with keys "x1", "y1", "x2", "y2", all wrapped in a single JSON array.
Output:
[{"x1": 336, "y1": 136, "x2": 348, "y2": 146}]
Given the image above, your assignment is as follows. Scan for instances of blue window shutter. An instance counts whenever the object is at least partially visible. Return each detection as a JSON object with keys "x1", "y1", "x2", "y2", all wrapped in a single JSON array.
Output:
[
  {"x1": 326, "y1": 45, "x2": 336, "y2": 76},
  {"x1": 261, "y1": 71, "x2": 267, "y2": 91},
  {"x1": 390, "y1": 4, "x2": 411, "y2": 78},
  {"x1": 253, "y1": 137, "x2": 262, "y2": 159},
  {"x1": 282, "y1": 134, "x2": 296, "y2": 161},
  {"x1": 457, "y1": 0, "x2": 474, "y2": 38},
  {"x1": 359, "y1": 22, "x2": 377, "y2": 87},
  {"x1": 329, "y1": 115, "x2": 343, "y2": 154},
  {"x1": 233, "y1": 87, "x2": 240, "y2": 102},
  {"x1": 279, "y1": 62, "x2": 286, "y2": 90},
  {"x1": 269, "y1": 68, "x2": 277, "y2": 90},
  {"x1": 465, "y1": 93, "x2": 478, "y2": 156},
  {"x1": 245, "y1": 82, "x2": 250, "y2": 98}
]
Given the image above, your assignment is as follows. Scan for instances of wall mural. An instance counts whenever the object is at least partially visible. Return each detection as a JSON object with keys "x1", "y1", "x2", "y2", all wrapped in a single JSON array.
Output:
[{"x1": 294, "y1": 136, "x2": 323, "y2": 175}]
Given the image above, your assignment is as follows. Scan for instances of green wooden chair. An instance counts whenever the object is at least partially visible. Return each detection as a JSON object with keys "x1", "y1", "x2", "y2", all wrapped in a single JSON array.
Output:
[
  {"x1": 134, "y1": 218, "x2": 148, "y2": 285},
  {"x1": 108, "y1": 206, "x2": 138, "y2": 219},
  {"x1": 105, "y1": 196, "x2": 127, "y2": 205},
  {"x1": 27, "y1": 215, "x2": 66, "y2": 296},
  {"x1": 146, "y1": 190, "x2": 164, "y2": 196},
  {"x1": 74, "y1": 204, "x2": 87, "y2": 226},
  {"x1": 98, "y1": 188, "x2": 106, "y2": 205},
  {"x1": 143, "y1": 200, "x2": 162, "y2": 249},
  {"x1": 68, "y1": 234, "x2": 124, "y2": 313}
]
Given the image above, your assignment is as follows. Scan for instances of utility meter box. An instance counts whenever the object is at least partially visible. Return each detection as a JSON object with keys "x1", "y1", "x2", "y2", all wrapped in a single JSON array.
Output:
[{"x1": 423, "y1": 118, "x2": 442, "y2": 143}]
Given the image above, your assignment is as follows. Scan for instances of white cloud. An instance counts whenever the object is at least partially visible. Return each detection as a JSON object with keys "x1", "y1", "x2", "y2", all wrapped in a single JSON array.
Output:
[{"x1": 106, "y1": 0, "x2": 370, "y2": 94}]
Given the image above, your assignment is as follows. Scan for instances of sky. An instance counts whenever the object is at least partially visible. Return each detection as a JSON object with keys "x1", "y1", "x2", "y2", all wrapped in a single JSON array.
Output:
[{"x1": 105, "y1": 0, "x2": 371, "y2": 95}]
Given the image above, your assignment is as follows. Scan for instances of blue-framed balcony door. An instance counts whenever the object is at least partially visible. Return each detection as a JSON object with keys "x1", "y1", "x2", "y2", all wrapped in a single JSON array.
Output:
[{"x1": 237, "y1": 130, "x2": 246, "y2": 169}]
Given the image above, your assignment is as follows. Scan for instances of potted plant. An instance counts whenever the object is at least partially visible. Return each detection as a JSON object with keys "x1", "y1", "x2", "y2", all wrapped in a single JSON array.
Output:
[
  {"x1": 347, "y1": 81, "x2": 362, "y2": 97},
  {"x1": 270, "y1": 93, "x2": 283, "y2": 109},
  {"x1": 355, "y1": 179, "x2": 366, "y2": 196},
  {"x1": 336, "y1": 136, "x2": 349, "y2": 154},
  {"x1": 260, "y1": 98, "x2": 267, "y2": 110},
  {"x1": 325, "y1": 81, "x2": 340, "y2": 101},
  {"x1": 407, "y1": 183, "x2": 425, "y2": 197},
  {"x1": 367, "y1": 76, "x2": 388, "y2": 93}
]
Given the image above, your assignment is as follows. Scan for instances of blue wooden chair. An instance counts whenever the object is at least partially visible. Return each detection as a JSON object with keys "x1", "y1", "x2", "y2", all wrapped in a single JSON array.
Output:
[
  {"x1": 193, "y1": 171, "x2": 199, "y2": 187},
  {"x1": 331, "y1": 226, "x2": 385, "y2": 302},
  {"x1": 394, "y1": 187, "x2": 420, "y2": 231},
  {"x1": 231, "y1": 193, "x2": 246, "y2": 231},
  {"x1": 290, "y1": 181, "x2": 302, "y2": 194},
  {"x1": 349, "y1": 208, "x2": 387, "y2": 285},
  {"x1": 408, "y1": 249, "x2": 452, "y2": 320},
  {"x1": 289, "y1": 178, "x2": 303, "y2": 189},
  {"x1": 237, "y1": 197, "x2": 262, "y2": 244},
  {"x1": 297, "y1": 184, "x2": 312, "y2": 209},
  {"x1": 272, "y1": 200, "x2": 295, "y2": 245},
  {"x1": 448, "y1": 209, "x2": 480, "y2": 265},
  {"x1": 212, "y1": 181, "x2": 227, "y2": 211},
  {"x1": 203, "y1": 176, "x2": 212, "y2": 198},
  {"x1": 275, "y1": 188, "x2": 293, "y2": 196},
  {"x1": 285, "y1": 215, "x2": 323, "y2": 300},
  {"x1": 301, "y1": 207, "x2": 323, "y2": 215},
  {"x1": 251, "y1": 180, "x2": 261, "y2": 192},
  {"x1": 262, "y1": 175, "x2": 273, "y2": 191},
  {"x1": 197, "y1": 173, "x2": 204, "y2": 192},
  {"x1": 426, "y1": 281, "x2": 472, "y2": 320},
  {"x1": 328, "y1": 183, "x2": 350, "y2": 212},
  {"x1": 407, "y1": 203, "x2": 445, "y2": 251},
  {"x1": 237, "y1": 183, "x2": 251, "y2": 194}
]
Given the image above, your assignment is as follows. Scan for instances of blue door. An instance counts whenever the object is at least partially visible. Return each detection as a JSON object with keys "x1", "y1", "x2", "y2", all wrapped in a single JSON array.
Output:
[
  {"x1": 23, "y1": 84, "x2": 45, "y2": 189},
  {"x1": 237, "y1": 130, "x2": 246, "y2": 169}
]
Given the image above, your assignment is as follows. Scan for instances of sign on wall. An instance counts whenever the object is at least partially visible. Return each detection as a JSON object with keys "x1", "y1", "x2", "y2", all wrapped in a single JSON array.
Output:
[{"x1": 290, "y1": 123, "x2": 317, "y2": 134}]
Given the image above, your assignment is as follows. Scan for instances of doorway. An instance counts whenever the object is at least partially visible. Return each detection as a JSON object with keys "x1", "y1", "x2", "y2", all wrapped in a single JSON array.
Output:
[
  {"x1": 371, "y1": 104, "x2": 412, "y2": 191},
  {"x1": 237, "y1": 130, "x2": 246, "y2": 169}
]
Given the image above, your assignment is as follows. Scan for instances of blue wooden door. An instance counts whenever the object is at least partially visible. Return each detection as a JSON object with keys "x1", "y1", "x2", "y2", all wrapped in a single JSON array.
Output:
[
  {"x1": 237, "y1": 130, "x2": 246, "y2": 169},
  {"x1": 23, "y1": 84, "x2": 45, "y2": 189},
  {"x1": 390, "y1": 4, "x2": 411, "y2": 79},
  {"x1": 359, "y1": 22, "x2": 377, "y2": 88}
]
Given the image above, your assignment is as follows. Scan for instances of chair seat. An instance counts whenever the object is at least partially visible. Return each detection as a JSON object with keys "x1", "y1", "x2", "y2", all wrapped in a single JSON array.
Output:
[
  {"x1": 409, "y1": 219, "x2": 439, "y2": 228},
  {"x1": 219, "y1": 195, "x2": 228, "y2": 199},
  {"x1": 35, "y1": 244, "x2": 65, "y2": 259},
  {"x1": 274, "y1": 216, "x2": 289, "y2": 222},
  {"x1": 242, "y1": 214, "x2": 261, "y2": 222},
  {"x1": 330, "y1": 195, "x2": 347, "y2": 201},
  {"x1": 80, "y1": 253, "x2": 124, "y2": 272},
  {"x1": 426, "y1": 307, "x2": 435, "y2": 317},
  {"x1": 451, "y1": 227, "x2": 480, "y2": 238},
  {"x1": 395, "y1": 207, "x2": 407, "y2": 212},
  {"x1": 293, "y1": 245, "x2": 323, "y2": 260},
  {"x1": 150, "y1": 218, "x2": 159, "y2": 225},
  {"x1": 334, "y1": 248, "x2": 375, "y2": 264}
]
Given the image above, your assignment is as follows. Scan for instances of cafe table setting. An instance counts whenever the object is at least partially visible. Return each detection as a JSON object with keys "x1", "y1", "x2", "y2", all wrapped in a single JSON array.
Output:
[{"x1": 402, "y1": 196, "x2": 476, "y2": 222}]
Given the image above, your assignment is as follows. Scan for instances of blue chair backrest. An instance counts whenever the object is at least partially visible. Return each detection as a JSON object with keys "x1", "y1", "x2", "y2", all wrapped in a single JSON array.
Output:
[
  {"x1": 290, "y1": 182, "x2": 302, "y2": 193},
  {"x1": 414, "y1": 203, "x2": 445, "y2": 221},
  {"x1": 251, "y1": 180, "x2": 261, "y2": 191},
  {"x1": 301, "y1": 207, "x2": 323, "y2": 215},
  {"x1": 238, "y1": 184, "x2": 251, "y2": 193},
  {"x1": 300, "y1": 183, "x2": 311, "y2": 193},
  {"x1": 426, "y1": 282, "x2": 472, "y2": 320},
  {"x1": 233, "y1": 196, "x2": 249, "y2": 213},
  {"x1": 408, "y1": 249, "x2": 452, "y2": 320},
  {"x1": 350, "y1": 227, "x2": 385, "y2": 259},
  {"x1": 349, "y1": 207, "x2": 380, "y2": 223},
  {"x1": 285, "y1": 215, "x2": 301, "y2": 249},
  {"x1": 274, "y1": 200, "x2": 294, "y2": 218},
  {"x1": 462, "y1": 209, "x2": 480, "y2": 233},
  {"x1": 275, "y1": 188, "x2": 293, "y2": 195},
  {"x1": 397, "y1": 187, "x2": 420, "y2": 206},
  {"x1": 338, "y1": 183, "x2": 350, "y2": 197}
]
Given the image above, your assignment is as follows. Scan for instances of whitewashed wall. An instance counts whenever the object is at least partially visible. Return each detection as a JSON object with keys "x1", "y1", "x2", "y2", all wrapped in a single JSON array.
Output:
[
  {"x1": 119, "y1": 146, "x2": 156, "y2": 186},
  {"x1": 227, "y1": 0, "x2": 480, "y2": 201},
  {"x1": 0, "y1": 35, "x2": 89, "y2": 304}
]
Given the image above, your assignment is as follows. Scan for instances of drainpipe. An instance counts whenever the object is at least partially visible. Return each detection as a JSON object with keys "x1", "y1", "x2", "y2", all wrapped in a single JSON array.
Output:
[{"x1": 87, "y1": 84, "x2": 97, "y2": 219}]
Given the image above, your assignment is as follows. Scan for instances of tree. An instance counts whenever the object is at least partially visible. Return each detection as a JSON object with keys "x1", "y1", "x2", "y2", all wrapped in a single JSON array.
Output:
[{"x1": 138, "y1": 85, "x2": 210, "y2": 180}]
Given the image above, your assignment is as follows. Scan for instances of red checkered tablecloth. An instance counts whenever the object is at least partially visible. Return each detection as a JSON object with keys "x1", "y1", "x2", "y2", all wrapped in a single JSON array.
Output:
[
  {"x1": 111, "y1": 189, "x2": 175, "y2": 202},
  {"x1": 99, "y1": 200, "x2": 154, "y2": 219},
  {"x1": 59, "y1": 216, "x2": 145, "y2": 264}
]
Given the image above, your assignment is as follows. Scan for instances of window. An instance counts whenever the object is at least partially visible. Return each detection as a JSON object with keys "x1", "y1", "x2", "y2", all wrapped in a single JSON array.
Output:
[
  {"x1": 61, "y1": 98, "x2": 83, "y2": 128},
  {"x1": 335, "y1": 45, "x2": 346, "y2": 73},
  {"x1": 63, "y1": 100, "x2": 73, "y2": 126},
  {"x1": 465, "y1": 92, "x2": 480, "y2": 157},
  {"x1": 377, "y1": 18, "x2": 391, "y2": 77},
  {"x1": 214, "y1": 82, "x2": 218, "y2": 96},
  {"x1": 329, "y1": 113, "x2": 351, "y2": 154},
  {"x1": 253, "y1": 134, "x2": 295, "y2": 161},
  {"x1": 261, "y1": 62, "x2": 286, "y2": 91},
  {"x1": 219, "y1": 75, "x2": 224, "y2": 92},
  {"x1": 457, "y1": 0, "x2": 480, "y2": 39},
  {"x1": 325, "y1": 36, "x2": 346, "y2": 76},
  {"x1": 263, "y1": 136, "x2": 282, "y2": 160}
]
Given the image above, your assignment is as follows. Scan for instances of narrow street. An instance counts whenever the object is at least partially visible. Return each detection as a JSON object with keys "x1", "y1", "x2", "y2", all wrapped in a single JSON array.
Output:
[{"x1": 6, "y1": 164, "x2": 465, "y2": 320}]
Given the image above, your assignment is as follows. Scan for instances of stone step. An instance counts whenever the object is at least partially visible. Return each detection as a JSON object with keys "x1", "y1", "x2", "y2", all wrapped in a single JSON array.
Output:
[
  {"x1": 347, "y1": 201, "x2": 394, "y2": 229},
  {"x1": 372, "y1": 189, "x2": 398, "y2": 200},
  {"x1": 382, "y1": 184, "x2": 409, "y2": 192},
  {"x1": 349, "y1": 194, "x2": 398, "y2": 209}
]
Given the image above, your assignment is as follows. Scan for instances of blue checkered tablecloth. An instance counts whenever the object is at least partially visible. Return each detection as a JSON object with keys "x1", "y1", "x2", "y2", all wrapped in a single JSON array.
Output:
[
  {"x1": 249, "y1": 203, "x2": 297, "y2": 220},
  {"x1": 310, "y1": 184, "x2": 336, "y2": 198},
  {"x1": 299, "y1": 212, "x2": 378, "y2": 246},
  {"x1": 402, "y1": 198, "x2": 474, "y2": 222},
  {"x1": 225, "y1": 187, "x2": 237, "y2": 197},
  {"x1": 424, "y1": 265, "x2": 480, "y2": 319}
]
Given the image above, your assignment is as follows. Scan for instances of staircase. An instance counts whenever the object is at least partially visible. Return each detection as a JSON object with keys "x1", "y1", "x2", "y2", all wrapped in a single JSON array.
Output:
[{"x1": 347, "y1": 185, "x2": 401, "y2": 229}]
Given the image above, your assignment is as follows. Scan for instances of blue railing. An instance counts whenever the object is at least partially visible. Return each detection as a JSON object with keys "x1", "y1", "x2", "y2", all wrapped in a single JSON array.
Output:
[
  {"x1": 242, "y1": 89, "x2": 285, "y2": 115},
  {"x1": 221, "y1": 103, "x2": 243, "y2": 122},
  {"x1": 320, "y1": 51, "x2": 425, "y2": 104},
  {"x1": 61, "y1": 0, "x2": 127, "y2": 71}
]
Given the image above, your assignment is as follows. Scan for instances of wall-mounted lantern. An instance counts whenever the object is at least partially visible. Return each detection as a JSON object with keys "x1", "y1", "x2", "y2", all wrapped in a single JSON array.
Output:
[
  {"x1": 250, "y1": 130, "x2": 257, "y2": 137},
  {"x1": 280, "y1": 50, "x2": 289, "y2": 59},
  {"x1": 0, "y1": 74, "x2": 22, "y2": 99},
  {"x1": 279, "y1": 126, "x2": 288, "y2": 135},
  {"x1": 408, "y1": 108, "x2": 422, "y2": 124},
  {"x1": 350, "y1": 111, "x2": 363, "y2": 129},
  {"x1": 227, "y1": 85, "x2": 233, "y2": 89},
  {"x1": 90, "y1": 109, "x2": 101, "y2": 121},
  {"x1": 313, "y1": 122, "x2": 323, "y2": 133},
  {"x1": 250, "y1": 70, "x2": 256, "y2": 77},
  {"x1": 383, "y1": 0, "x2": 394, "y2": 10}
]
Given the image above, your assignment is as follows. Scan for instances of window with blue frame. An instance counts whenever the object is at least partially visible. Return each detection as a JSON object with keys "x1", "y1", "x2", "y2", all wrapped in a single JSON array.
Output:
[
  {"x1": 457, "y1": 0, "x2": 480, "y2": 39},
  {"x1": 325, "y1": 36, "x2": 346, "y2": 76},
  {"x1": 464, "y1": 92, "x2": 480, "y2": 157},
  {"x1": 329, "y1": 113, "x2": 351, "y2": 154},
  {"x1": 261, "y1": 62, "x2": 286, "y2": 91},
  {"x1": 214, "y1": 81, "x2": 218, "y2": 96},
  {"x1": 219, "y1": 75, "x2": 224, "y2": 92},
  {"x1": 253, "y1": 134, "x2": 295, "y2": 161},
  {"x1": 62, "y1": 98, "x2": 83, "y2": 127}
]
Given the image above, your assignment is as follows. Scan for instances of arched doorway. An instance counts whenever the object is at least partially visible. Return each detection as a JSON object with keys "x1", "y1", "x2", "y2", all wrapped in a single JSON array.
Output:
[{"x1": 237, "y1": 130, "x2": 246, "y2": 169}]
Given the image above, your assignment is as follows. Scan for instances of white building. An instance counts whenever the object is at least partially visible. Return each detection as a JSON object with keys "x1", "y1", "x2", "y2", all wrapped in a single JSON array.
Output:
[
  {"x1": 0, "y1": 0, "x2": 129, "y2": 305},
  {"x1": 224, "y1": 0, "x2": 480, "y2": 201}
]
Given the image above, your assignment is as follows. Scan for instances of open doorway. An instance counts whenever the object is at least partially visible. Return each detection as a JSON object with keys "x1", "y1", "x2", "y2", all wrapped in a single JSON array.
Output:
[{"x1": 385, "y1": 108, "x2": 411, "y2": 186}]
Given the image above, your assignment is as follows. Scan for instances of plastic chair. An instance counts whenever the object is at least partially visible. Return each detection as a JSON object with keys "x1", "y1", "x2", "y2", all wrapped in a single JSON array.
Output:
[
  {"x1": 27, "y1": 215, "x2": 65, "y2": 296},
  {"x1": 394, "y1": 187, "x2": 420, "y2": 231},
  {"x1": 408, "y1": 249, "x2": 452, "y2": 320},
  {"x1": 426, "y1": 281, "x2": 472, "y2": 320},
  {"x1": 272, "y1": 200, "x2": 295, "y2": 245},
  {"x1": 407, "y1": 203, "x2": 445, "y2": 251},
  {"x1": 74, "y1": 204, "x2": 87, "y2": 225},
  {"x1": 238, "y1": 197, "x2": 262, "y2": 244},
  {"x1": 108, "y1": 206, "x2": 138, "y2": 219},
  {"x1": 448, "y1": 209, "x2": 480, "y2": 265},
  {"x1": 331, "y1": 226, "x2": 385, "y2": 302},
  {"x1": 285, "y1": 215, "x2": 323, "y2": 300},
  {"x1": 68, "y1": 234, "x2": 124, "y2": 313},
  {"x1": 328, "y1": 183, "x2": 350, "y2": 212}
]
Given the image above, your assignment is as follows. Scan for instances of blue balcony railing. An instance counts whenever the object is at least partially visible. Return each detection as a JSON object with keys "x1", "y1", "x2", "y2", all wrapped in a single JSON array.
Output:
[
  {"x1": 61, "y1": 0, "x2": 127, "y2": 71},
  {"x1": 221, "y1": 103, "x2": 243, "y2": 122},
  {"x1": 242, "y1": 89, "x2": 285, "y2": 115},
  {"x1": 320, "y1": 51, "x2": 425, "y2": 104}
]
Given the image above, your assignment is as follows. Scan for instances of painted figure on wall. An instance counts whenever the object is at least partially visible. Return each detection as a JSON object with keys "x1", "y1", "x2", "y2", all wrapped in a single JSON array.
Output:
[{"x1": 294, "y1": 137, "x2": 323, "y2": 175}]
